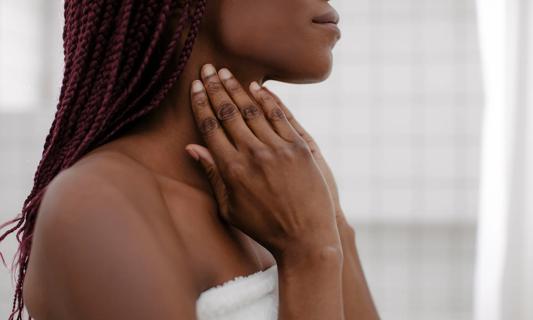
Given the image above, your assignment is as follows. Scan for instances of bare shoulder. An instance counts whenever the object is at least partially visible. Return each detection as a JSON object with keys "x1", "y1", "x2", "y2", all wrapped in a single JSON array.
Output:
[
  {"x1": 25, "y1": 151, "x2": 199, "y2": 320},
  {"x1": 41, "y1": 150, "x2": 158, "y2": 213},
  {"x1": 35, "y1": 149, "x2": 162, "y2": 242}
]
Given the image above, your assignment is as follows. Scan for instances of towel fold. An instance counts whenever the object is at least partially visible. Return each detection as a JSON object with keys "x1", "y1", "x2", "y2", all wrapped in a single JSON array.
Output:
[{"x1": 196, "y1": 264, "x2": 279, "y2": 320}]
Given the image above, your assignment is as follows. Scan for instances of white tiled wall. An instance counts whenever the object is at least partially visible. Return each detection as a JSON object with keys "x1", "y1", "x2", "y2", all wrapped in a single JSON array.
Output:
[
  {"x1": 357, "y1": 224, "x2": 475, "y2": 320},
  {"x1": 0, "y1": 0, "x2": 483, "y2": 319}
]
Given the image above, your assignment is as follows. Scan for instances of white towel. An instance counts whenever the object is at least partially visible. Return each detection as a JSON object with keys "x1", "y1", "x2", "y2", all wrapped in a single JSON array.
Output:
[{"x1": 196, "y1": 264, "x2": 279, "y2": 320}]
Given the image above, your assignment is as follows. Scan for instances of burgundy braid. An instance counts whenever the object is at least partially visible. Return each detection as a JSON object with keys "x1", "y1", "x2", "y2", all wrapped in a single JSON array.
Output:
[{"x1": 0, "y1": 0, "x2": 207, "y2": 319}]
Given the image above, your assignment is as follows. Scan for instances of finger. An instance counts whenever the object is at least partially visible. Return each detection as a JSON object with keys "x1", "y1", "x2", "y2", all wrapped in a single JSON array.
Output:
[
  {"x1": 190, "y1": 80, "x2": 237, "y2": 163},
  {"x1": 185, "y1": 144, "x2": 230, "y2": 221},
  {"x1": 262, "y1": 86, "x2": 320, "y2": 152},
  {"x1": 249, "y1": 82, "x2": 302, "y2": 143},
  {"x1": 200, "y1": 64, "x2": 262, "y2": 149},
  {"x1": 217, "y1": 68, "x2": 285, "y2": 148}
]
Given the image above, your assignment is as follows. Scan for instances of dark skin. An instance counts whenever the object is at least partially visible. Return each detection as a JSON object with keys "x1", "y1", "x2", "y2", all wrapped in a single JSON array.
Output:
[{"x1": 23, "y1": 0, "x2": 379, "y2": 319}]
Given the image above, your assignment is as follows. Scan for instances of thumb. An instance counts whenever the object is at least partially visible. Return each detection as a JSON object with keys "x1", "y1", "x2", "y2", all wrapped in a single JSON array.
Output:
[{"x1": 185, "y1": 144, "x2": 230, "y2": 220}]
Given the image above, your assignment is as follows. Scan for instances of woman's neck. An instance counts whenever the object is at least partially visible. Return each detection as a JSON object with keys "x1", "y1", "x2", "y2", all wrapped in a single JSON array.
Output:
[{"x1": 100, "y1": 39, "x2": 268, "y2": 193}]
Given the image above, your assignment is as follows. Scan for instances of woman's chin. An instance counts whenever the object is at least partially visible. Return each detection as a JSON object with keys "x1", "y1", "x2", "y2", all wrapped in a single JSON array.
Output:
[
  {"x1": 296, "y1": 67, "x2": 334, "y2": 84},
  {"x1": 269, "y1": 56, "x2": 334, "y2": 84}
]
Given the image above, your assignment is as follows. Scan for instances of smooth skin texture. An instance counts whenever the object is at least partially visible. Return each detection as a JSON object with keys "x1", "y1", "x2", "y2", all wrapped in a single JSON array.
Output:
[{"x1": 23, "y1": 0, "x2": 379, "y2": 319}]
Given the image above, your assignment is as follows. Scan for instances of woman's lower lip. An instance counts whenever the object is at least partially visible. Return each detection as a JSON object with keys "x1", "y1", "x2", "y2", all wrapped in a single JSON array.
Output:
[{"x1": 313, "y1": 22, "x2": 341, "y2": 37}]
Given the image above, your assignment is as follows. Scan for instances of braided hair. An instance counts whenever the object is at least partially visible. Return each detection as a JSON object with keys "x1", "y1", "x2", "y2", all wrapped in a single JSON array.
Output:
[{"x1": 0, "y1": 0, "x2": 207, "y2": 318}]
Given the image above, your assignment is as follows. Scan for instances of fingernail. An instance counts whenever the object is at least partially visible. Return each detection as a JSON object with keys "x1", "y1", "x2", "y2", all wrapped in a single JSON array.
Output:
[
  {"x1": 218, "y1": 68, "x2": 232, "y2": 80},
  {"x1": 192, "y1": 80, "x2": 204, "y2": 92},
  {"x1": 202, "y1": 64, "x2": 216, "y2": 77},
  {"x1": 186, "y1": 148, "x2": 200, "y2": 161},
  {"x1": 250, "y1": 81, "x2": 261, "y2": 92}
]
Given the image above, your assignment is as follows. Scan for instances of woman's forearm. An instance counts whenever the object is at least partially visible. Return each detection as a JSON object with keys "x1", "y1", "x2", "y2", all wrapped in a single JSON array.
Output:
[
  {"x1": 276, "y1": 244, "x2": 345, "y2": 319},
  {"x1": 337, "y1": 218, "x2": 380, "y2": 320}
]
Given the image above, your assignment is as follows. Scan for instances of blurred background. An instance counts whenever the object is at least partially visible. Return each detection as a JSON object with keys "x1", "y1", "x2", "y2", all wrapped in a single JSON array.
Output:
[{"x1": 1, "y1": 0, "x2": 531, "y2": 319}]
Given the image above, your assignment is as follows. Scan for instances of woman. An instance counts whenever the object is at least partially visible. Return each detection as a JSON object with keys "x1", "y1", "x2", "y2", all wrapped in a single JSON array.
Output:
[{"x1": 0, "y1": 0, "x2": 379, "y2": 319}]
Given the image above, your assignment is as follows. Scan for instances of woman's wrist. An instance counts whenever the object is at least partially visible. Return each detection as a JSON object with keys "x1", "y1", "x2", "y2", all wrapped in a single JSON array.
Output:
[
  {"x1": 276, "y1": 241, "x2": 345, "y2": 319},
  {"x1": 276, "y1": 244, "x2": 344, "y2": 286},
  {"x1": 275, "y1": 240, "x2": 343, "y2": 272}
]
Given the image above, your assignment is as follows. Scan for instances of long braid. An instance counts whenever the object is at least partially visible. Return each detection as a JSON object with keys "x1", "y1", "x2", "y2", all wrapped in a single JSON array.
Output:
[{"x1": 0, "y1": 1, "x2": 207, "y2": 319}]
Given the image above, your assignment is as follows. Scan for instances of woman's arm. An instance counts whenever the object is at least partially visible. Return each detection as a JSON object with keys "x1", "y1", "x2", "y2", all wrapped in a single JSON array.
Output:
[
  {"x1": 256, "y1": 87, "x2": 380, "y2": 319},
  {"x1": 337, "y1": 216, "x2": 380, "y2": 320}
]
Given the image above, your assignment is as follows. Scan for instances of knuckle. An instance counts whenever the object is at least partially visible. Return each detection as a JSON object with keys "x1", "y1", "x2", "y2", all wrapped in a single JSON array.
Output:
[
  {"x1": 199, "y1": 117, "x2": 220, "y2": 137},
  {"x1": 205, "y1": 164, "x2": 219, "y2": 181},
  {"x1": 217, "y1": 102, "x2": 240, "y2": 121},
  {"x1": 192, "y1": 92, "x2": 209, "y2": 107},
  {"x1": 292, "y1": 140, "x2": 312, "y2": 156},
  {"x1": 267, "y1": 107, "x2": 286, "y2": 122},
  {"x1": 250, "y1": 146, "x2": 275, "y2": 162},
  {"x1": 283, "y1": 109, "x2": 295, "y2": 121},
  {"x1": 206, "y1": 80, "x2": 223, "y2": 94},
  {"x1": 224, "y1": 79, "x2": 241, "y2": 93},
  {"x1": 242, "y1": 104, "x2": 263, "y2": 120},
  {"x1": 274, "y1": 145, "x2": 297, "y2": 160},
  {"x1": 260, "y1": 91, "x2": 274, "y2": 102}
]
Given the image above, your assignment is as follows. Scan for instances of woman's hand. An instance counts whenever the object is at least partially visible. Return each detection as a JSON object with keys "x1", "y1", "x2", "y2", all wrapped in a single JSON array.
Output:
[
  {"x1": 187, "y1": 74, "x2": 351, "y2": 232},
  {"x1": 185, "y1": 64, "x2": 341, "y2": 261},
  {"x1": 260, "y1": 86, "x2": 350, "y2": 228}
]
